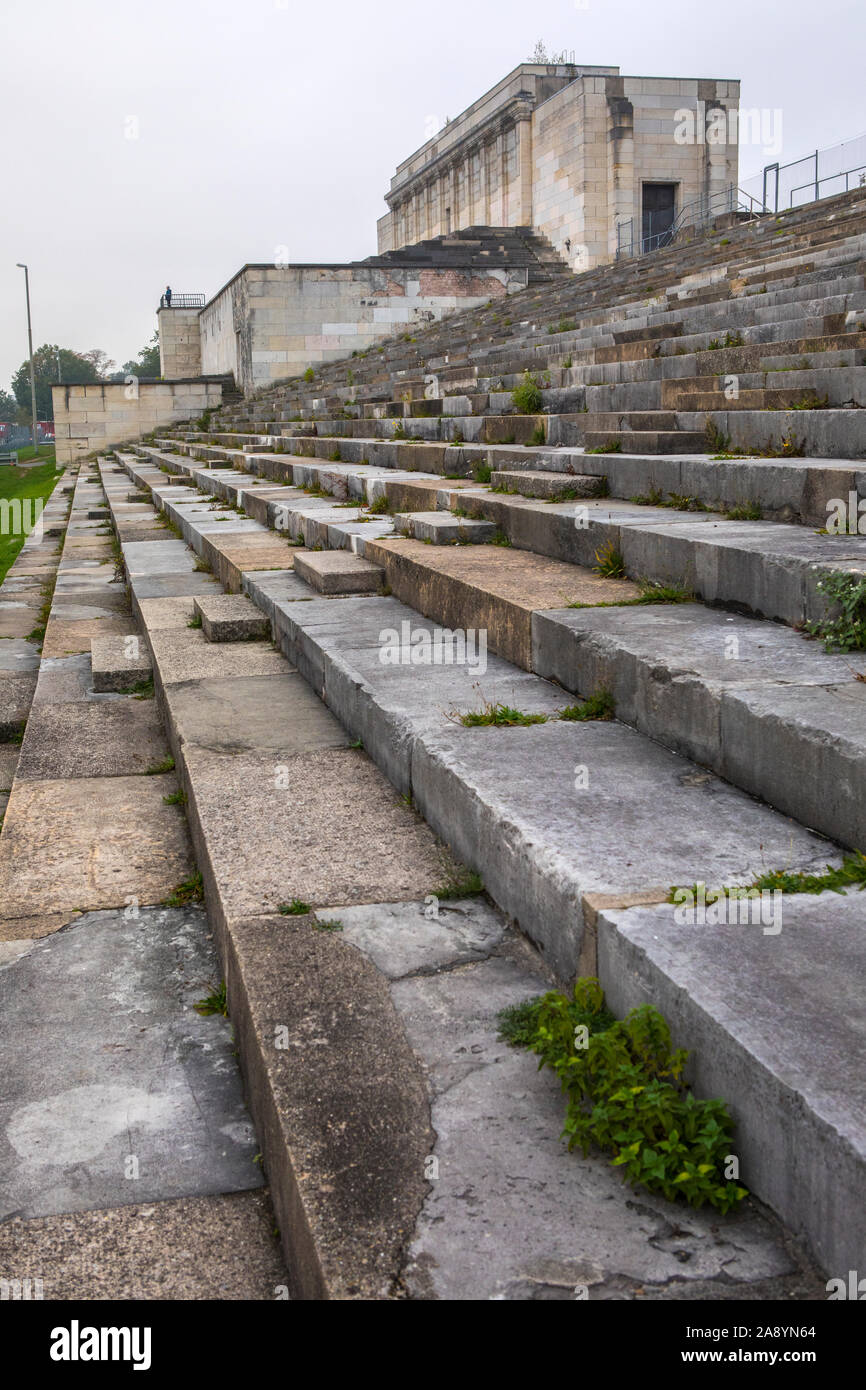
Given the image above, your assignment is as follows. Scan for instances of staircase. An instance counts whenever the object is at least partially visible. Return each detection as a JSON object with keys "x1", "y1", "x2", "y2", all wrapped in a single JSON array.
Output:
[{"x1": 104, "y1": 184, "x2": 866, "y2": 1293}]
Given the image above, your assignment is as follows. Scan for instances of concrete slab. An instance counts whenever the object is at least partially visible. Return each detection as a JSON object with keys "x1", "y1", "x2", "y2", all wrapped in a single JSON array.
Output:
[
  {"x1": 0, "y1": 1190, "x2": 287, "y2": 1300},
  {"x1": 0, "y1": 775, "x2": 192, "y2": 939},
  {"x1": 0, "y1": 671, "x2": 37, "y2": 735},
  {"x1": 0, "y1": 638, "x2": 41, "y2": 673},
  {"x1": 130, "y1": 572, "x2": 223, "y2": 601},
  {"x1": 411, "y1": 720, "x2": 837, "y2": 981},
  {"x1": 91, "y1": 633, "x2": 152, "y2": 692},
  {"x1": 194, "y1": 593, "x2": 270, "y2": 643},
  {"x1": 0, "y1": 906, "x2": 262, "y2": 1218},
  {"x1": 16, "y1": 700, "x2": 168, "y2": 780},
  {"x1": 122, "y1": 539, "x2": 198, "y2": 577},
  {"x1": 394, "y1": 951, "x2": 819, "y2": 1300},
  {"x1": 393, "y1": 512, "x2": 498, "y2": 544},
  {"x1": 137, "y1": 596, "x2": 198, "y2": 630},
  {"x1": 148, "y1": 628, "x2": 286, "y2": 685},
  {"x1": 184, "y1": 746, "x2": 448, "y2": 918},
  {"x1": 42, "y1": 614, "x2": 135, "y2": 659},
  {"x1": 332, "y1": 897, "x2": 505, "y2": 978},
  {"x1": 598, "y1": 893, "x2": 866, "y2": 1276},
  {"x1": 365, "y1": 538, "x2": 641, "y2": 668},
  {"x1": 164, "y1": 673, "x2": 349, "y2": 756},
  {"x1": 293, "y1": 549, "x2": 384, "y2": 594}
]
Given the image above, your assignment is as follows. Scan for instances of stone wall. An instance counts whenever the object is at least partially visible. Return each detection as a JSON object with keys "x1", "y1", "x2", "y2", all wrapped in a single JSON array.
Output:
[
  {"x1": 199, "y1": 262, "x2": 527, "y2": 393},
  {"x1": 52, "y1": 380, "x2": 223, "y2": 465},
  {"x1": 158, "y1": 308, "x2": 203, "y2": 378}
]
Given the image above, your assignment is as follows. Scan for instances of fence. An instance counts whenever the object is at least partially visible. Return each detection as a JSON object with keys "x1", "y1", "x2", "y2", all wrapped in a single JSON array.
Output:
[
  {"x1": 740, "y1": 131, "x2": 866, "y2": 213},
  {"x1": 158, "y1": 293, "x2": 206, "y2": 309}
]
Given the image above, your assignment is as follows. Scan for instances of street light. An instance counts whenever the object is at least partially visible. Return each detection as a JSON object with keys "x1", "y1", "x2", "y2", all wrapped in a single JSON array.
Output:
[{"x1": 16, "y1": 263, "x2": 39, "y2": 453}]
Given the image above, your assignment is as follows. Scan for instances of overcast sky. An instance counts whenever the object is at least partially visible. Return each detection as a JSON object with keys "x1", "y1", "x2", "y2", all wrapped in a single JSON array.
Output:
[{"x1": 2, "y1": 0, "x2": 863, "y2": 391}]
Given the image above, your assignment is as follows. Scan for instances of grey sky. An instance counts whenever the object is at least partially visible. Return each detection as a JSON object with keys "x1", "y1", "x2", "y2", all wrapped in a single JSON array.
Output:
[{"x1": 2, "y1": 0, "x2": 863, "y2": 392}]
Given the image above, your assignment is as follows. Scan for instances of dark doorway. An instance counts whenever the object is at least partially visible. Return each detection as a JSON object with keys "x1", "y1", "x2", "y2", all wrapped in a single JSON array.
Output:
[{"x1": 642, "y1": 183, "x2": 677, "y2": 251}]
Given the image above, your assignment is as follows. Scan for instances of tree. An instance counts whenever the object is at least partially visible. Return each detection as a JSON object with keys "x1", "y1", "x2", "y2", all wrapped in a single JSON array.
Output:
[
  {"x1": 120, "y1": 332, "x2": 160, "y2": 379},
  {"x1": 0, "y1": 389, "x2": 18, "y2": 422},
  {"x1": 12, "y1": 344, "x2": 102, "y2": 420},
  {"x1": 79, "y1": 348, "x2": 117, "y2": 379}
]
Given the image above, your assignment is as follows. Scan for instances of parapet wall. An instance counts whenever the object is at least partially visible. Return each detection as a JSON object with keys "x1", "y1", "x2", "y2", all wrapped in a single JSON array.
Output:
[
  {"x1": 199, "y1": 262, "x2": 527, "y2": 394},
  {"x1": 52, "y1": 379, "x2": 224, "y2": 464}
]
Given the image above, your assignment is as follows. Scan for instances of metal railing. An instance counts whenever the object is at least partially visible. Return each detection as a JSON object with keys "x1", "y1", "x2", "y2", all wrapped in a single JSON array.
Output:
[
  {"x1": 616, "y1": 183, "x2": 764, "y2": 260},
  {"x1": 741, "y1": 131, "x2": 866, "y2": 213},
  {"x1": 158, "y1": 293, "x2": 206, "y2": 309}
]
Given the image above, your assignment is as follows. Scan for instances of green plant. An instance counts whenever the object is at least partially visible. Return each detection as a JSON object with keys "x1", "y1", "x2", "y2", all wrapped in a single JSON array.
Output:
[
  {"x1": 279, "y1": 898, "x2": 312, "y2": 915},
  {"x1": 592, "y1": 540, "x2": 626, "y2": 578},
  {"x1": 329, "y1": 447, "x2": 342, "y2": 462},
  {"x1": 559, "y1": 689, "x2": 615, "y2": 721},
  {"x1": 435, "y1": 865, "x2": 484, "y2": 899},
  {"x1": 586, "y1": 441, "x2": 621, "y2": 454},
  {"x1": 312, "y1": 918, "x2": 344, "y2": 933},
  {"x1": 725, "y1": 502, "x2": 763, "y2": 521},
  {"x1": 162, "y1": 787, "x2": 186, "y2": 806},
  {"x1": 473, "y1": 463, "x2": 492, "y2": 484},
  {"x1": 669, "y1": 851, "x2": 866, "y2": 901},
  {"x1": 367, "y1": 495, "x2": 390, "y2": 515},
  {"x1": 706, "y1": 331, "x2": 744, "y2": 351},
  {"x1": 807, "y1": 571, "x2": 866, "y2": 652},
  {"x1": 163, "y1": 871, "x2": 204, "y2": 907},
  {"x1": 499, "y1": 978, "x2": 748, "y2": 1213},
  {"x1": 458, "y1": 702, "x2": 548, "y2": 727},
  {"x1": 528, "y1": 425, "x2": 547, "y2": 447},
  {"x1": 490, "y1": 529, "x2": 512, "y2": 546},
  {"x1": 630, "y1": 488, "x2": 665, "y2": 506},
  {"x1": 704, "y1": 418, "x2": 731, "y2": 454},
  {"x1": 195, "y1": 981, "x2": 228, "y2": 1017},
  {"x1": 511, "y1": 371, "x2": 543, "y2": 415},
  {"x1": 145, "y1": 754, "x2": 176, "y2": 775},
  {"x1": 303, "y1": 368, "x2": 315, "y2": 383},
  {"x1": 187, "y1": 613, "x2": 203, "y2": 629}
]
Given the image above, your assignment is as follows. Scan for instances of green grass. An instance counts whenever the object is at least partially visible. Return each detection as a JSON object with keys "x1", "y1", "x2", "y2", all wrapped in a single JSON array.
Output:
[
  {"x1": 162, "y1": 787, "x2": 186, "y2": 806},
  {"x1": 279, "y1": 898, "x2": 312, "y2": 915},
  {"x1": 668, "y1": 852, "x2": 866, "y2": 901},
  {"x1": 145, "y1": 754, "x2": 175, "y2": 775},
  {"x1": 195, "y1": 980, "x2": 228, "y2": 1017},
  {"x1": 434, "y1": 866, "x2": 485, "y2": 899},
  {"x1": 0, "y1": 455, "x2": 63, "y2": 585},
  {"x1": 163, "y1": 871, "x2": 204, "y2": 907},
  {"x1": 559, "y1": 690, "x2": 615, "y2": 721},
  {"x1": 568, "y1": 578, "x2": 693, "y2": 609},
  {"x1": 459, "y1": 702, "x2": 548, "y2": 727}
]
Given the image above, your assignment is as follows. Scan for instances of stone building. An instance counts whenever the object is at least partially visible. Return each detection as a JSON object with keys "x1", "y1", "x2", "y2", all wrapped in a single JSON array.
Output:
[{"x1": 377, "y1": 63, "x2": 740, "y2": 271}]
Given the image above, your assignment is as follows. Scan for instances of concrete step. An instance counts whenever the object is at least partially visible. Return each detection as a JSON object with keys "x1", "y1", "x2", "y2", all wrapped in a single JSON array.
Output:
[
  {"x1": 491, "y1": 470, "x2": 607, "y2": 500},
  {"x1": 533, "y1": 602, "x2": 866, "y2": 850},
  {"x1": 293, "y1": 548, "x2": 384, "y2": 594},
  {"x1": 584, "y1": 430, "x2": 709, "y2": 454},
  {"x1": 392, "y1": 512, "x2": 498, "y2": 544}
]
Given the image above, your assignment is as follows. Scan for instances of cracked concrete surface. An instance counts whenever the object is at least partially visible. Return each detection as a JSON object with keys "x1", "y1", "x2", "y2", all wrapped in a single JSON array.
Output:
[{"x1": 327, "y1": 897, "x2": 825, "y2": 1301}]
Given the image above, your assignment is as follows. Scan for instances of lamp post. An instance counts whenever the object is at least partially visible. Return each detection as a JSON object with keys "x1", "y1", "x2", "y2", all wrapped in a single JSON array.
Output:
[{"x1": 16, "y1": 263, "x2": 39, "y2": 452}]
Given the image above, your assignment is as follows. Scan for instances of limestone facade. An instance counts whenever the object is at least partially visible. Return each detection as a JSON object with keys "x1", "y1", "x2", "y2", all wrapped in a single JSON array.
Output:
[
  {"x1": 378, "y1": 64, "x2": 740, "y2": 270},
  {"x1": 52, "y1": 380, "x2": 224, "y2": 465},
  {"x1": 198, "y1": 262, "x2": 527, "y2": 393}
]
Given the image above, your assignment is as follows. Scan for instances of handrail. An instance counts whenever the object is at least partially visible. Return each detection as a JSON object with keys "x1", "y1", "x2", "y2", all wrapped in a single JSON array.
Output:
[{"x1": 158, "y1": 293, "x2": 206, "y2": 309}]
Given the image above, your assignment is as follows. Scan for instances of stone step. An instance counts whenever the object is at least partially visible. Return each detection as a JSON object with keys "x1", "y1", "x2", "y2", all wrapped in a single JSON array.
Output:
[
  {"x1": 113, "y1": 450, "x2": 865, "y2": 1277},
  {"x1": 392, "y1": 512, "x2": 498, "y2": 545},
  {"x1": 491, "y1": 470, "x2": 607, "y2": 500},
  {"x1": 142, "y1": 443, "x2": 866, "y2": 629},
  {"x1": 533, "y1": 602, "x2": 866, "y2": 850},
  {"x1": 584, "y1": 430, "x2": 709, "y2": 454},
  {"x1": 293, "y1": 548, "x2": 384, "y2": 594},
  {"x1": 90, "y1": 634, "x2": 153, "y2": 693},
  {"x1": 193, "y1": 593, "x2": 270, "y2": 643}
]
